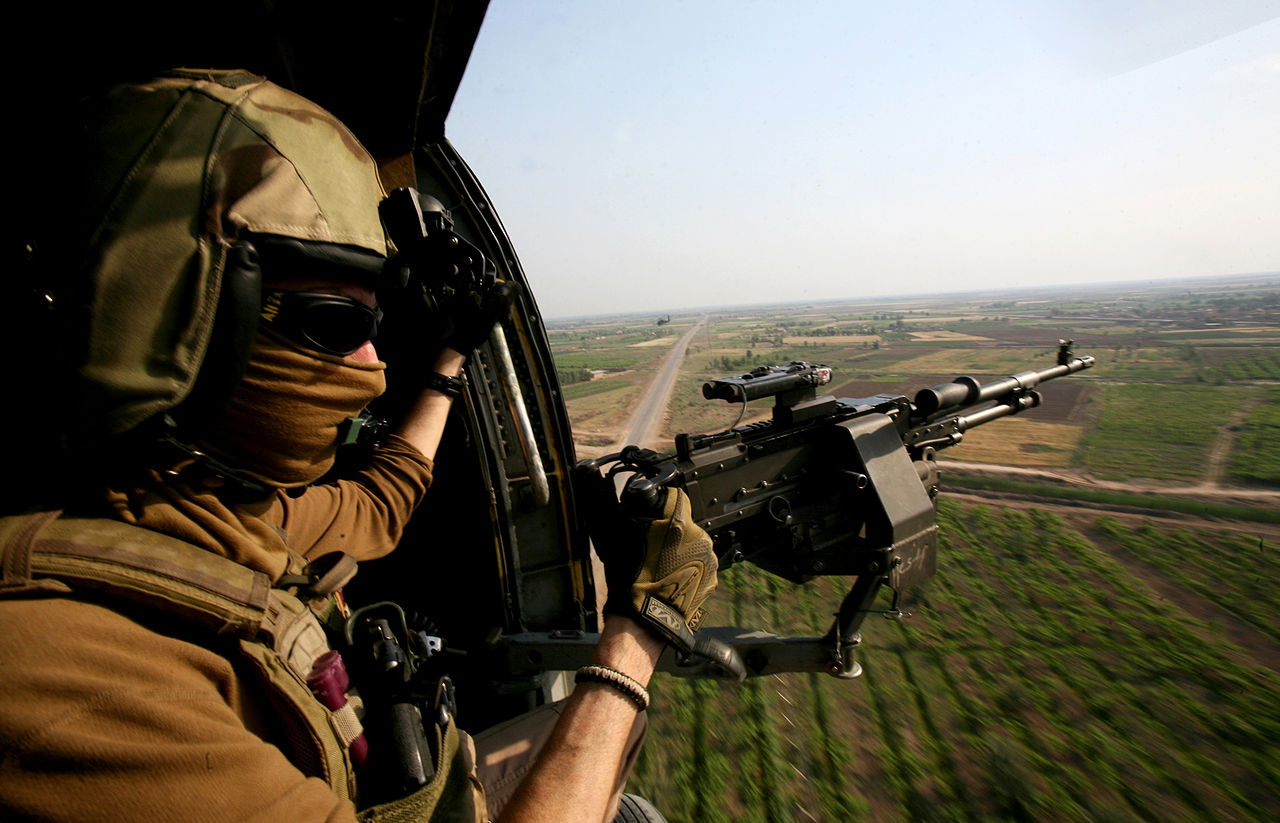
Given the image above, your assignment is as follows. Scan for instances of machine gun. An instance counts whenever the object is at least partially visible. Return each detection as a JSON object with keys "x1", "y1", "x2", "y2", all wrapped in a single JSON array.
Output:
[{"x1": 500, "y1": 341, "x2": 1094, "y2": 681}]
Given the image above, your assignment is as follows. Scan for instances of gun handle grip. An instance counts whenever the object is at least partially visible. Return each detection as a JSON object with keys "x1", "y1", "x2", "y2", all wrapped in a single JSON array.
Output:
[
  {"x1": 622, "y1": 459, "x2": 679, "y2": 514},
  {"x1": 621, "y1": 476, "x2": 665, "y2": 515},
  {"x1": 692, "y1": 633, "x2": 748, "y2": 681}
]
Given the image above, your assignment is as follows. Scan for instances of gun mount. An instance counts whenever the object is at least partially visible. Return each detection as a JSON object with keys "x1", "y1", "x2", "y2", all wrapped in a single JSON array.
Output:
[{"x1": 504, "y1": 341, "x2": 1094, "y2": 681}]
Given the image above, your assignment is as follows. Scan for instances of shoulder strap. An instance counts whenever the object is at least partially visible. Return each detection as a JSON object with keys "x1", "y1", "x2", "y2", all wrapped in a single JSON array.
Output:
[
  {"x1": 0, "y1": 511, "x2": 359, "y2": 801},
  {"x1": 0, "y1": 510, "x2": 70, "y2": 595},
  {"x1": 1, "y1": 512, "x2": 272, "y2": 635}
]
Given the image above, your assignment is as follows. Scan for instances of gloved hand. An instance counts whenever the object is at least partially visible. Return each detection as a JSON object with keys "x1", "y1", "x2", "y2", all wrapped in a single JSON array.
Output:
[
  {"x1": 375, "y1": 277, "x2": 519, "y2": 405},
  {"x1": 442, "y1": 279, "x2": 521, "y2": 355},
  {"x1": 597, "y1": 486, "x2": 719, "y2": 652}
]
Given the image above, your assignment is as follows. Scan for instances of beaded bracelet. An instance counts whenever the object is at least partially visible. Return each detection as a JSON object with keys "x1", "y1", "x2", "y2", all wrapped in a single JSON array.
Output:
[{"x1": 574, "y1": 665, "x2": 650, "y2": 711}]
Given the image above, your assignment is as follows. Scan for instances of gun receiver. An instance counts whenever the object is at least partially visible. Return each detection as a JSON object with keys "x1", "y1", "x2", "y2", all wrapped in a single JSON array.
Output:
[{"x1": 561, "y1": 341, "x2": 1094, "y2": 679}]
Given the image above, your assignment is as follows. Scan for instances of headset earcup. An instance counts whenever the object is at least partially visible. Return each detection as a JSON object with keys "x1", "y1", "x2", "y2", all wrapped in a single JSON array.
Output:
[{"x1": 172, "y1": 241, "x2": 262, "y2": 435}]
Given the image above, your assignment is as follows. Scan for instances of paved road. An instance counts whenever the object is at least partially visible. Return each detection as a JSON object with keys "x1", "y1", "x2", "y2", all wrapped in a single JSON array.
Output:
[{"x1": 613, "y1": 315, "x2": 708, "y2": 450}]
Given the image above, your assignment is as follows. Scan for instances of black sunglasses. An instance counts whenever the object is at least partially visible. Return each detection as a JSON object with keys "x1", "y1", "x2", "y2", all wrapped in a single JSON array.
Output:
[{"x1": 259, "y1": 289, "x2": 383, "y2": 357}]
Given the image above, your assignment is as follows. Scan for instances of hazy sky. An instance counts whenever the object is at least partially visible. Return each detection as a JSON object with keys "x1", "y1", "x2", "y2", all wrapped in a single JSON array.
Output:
[{"x1": 446, "y1": 1, "x2": 1280, "y2": 319}]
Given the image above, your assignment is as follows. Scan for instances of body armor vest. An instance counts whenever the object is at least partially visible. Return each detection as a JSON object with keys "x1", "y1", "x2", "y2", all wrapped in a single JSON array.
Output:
[{"x1": 0, "y1": 511, "x2": 485, "y2": 822}]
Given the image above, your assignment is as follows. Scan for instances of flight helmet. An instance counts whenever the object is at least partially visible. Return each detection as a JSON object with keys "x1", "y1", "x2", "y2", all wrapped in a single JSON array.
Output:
[{"x1": 39, "y1": 69, "x2": 391, "y2": 452}]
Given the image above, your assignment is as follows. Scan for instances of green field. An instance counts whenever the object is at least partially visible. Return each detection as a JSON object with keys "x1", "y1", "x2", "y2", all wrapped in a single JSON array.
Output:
[
  {"x1": 560, "y1": 379, "x2": 631, "y2": 401},
  {"x1": 1227, "y1": 387, "x2": 1280, "y2": 487},
  {"x1": 1210, "y1": 349, "x2": 1280, "y2": 381},
  {"x1": 550, "y1": 348, "x2": 663, "y2": 371},
  {"x1": 1077, "y1": 384, "x2": 1248, "y2": 483},
  {"x1": 630, "y1": 502, "x2": 1280, "y2": 823},
  {"x1": 1093, "y1": 516, "x2": 1280, "y2": 646}
]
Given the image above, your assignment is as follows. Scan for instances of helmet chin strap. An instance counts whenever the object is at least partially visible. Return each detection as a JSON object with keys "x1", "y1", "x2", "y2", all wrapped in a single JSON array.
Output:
[
  {"x1": 152, "y1": 408, "x2": 392, "y2": 505},
  {"x1": 151, "y1": 418, "x2": 271, "y2": 503},
  {"x1": 146, "y1": 241, "x2": 268, "y2": 503}
]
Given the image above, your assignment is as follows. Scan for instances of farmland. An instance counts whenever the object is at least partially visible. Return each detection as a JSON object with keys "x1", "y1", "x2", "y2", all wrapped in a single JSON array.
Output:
[
  {"x1": 548, "y1": 273, "x2": 1280, "y2": 484},
  {"x1": 547, "y1": 272, "x2": 1280, "y2": 821},
  {"x1": 629, "y1": 503, "x2": 1280, "y2": 823}
]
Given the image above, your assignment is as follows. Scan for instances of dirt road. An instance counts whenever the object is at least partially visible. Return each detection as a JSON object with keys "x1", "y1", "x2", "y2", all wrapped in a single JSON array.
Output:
[
  {"x1": 613, "y1": 315, "x2": 708, "y2": 450},
  {"x1": 940, "y1": 460, "x2": 1280, "y2": 506},
  {"x1": 943, "y1": 457, "x2": 1280, "y2": 543}
]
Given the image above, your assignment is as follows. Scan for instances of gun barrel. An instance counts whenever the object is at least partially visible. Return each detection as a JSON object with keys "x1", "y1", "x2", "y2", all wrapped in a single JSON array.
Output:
[
  {"x1": 959, "y1": 390, "x2": 1042, "y2": 428},
  {"x1": 913, "y1": 353, "x2": 1094, "y2": 417},
  {"x1": 914, "y1": 375, "x2": 981, "y2": 416}
]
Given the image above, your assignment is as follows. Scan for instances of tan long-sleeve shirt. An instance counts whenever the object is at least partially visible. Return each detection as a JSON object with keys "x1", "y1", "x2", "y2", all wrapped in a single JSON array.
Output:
[{"x1": 0, "y1": 436, "x2": 435, "y2": 822}]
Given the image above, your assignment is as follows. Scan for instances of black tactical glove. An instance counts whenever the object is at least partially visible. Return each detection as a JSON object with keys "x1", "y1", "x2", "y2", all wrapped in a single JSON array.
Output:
[
  {"x1": 441, "y1": 279, "x2": 521, "y2": 355},
  {"x1": 378, "y1": 185, "x2": 520, "y2": 365},
  {"x1": 595, "y1": 486, "x2": 719, "y2": 652}
]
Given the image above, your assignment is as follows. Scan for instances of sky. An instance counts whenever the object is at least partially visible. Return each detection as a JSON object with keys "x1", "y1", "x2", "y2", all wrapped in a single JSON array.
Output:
[{"x1": 445, "y1": 1, "x2": 1280, "y2": 319}]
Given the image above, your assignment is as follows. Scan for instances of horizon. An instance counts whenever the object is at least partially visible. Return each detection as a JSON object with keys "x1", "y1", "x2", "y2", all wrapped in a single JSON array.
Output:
[{"x1": 540, "y1": 268, "x2": 1280, "y2": 323}]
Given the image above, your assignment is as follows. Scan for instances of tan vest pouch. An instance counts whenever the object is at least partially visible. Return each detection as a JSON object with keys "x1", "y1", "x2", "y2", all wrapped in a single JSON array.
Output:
[{"x1": 357, "y1": 716, "x2": 486, "y2": 823}]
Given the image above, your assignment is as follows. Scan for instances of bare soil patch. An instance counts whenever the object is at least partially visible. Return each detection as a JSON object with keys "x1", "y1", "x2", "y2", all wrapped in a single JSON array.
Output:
[
  {"x1": 907, "y1": 330, "x2": 995, "y2": 342},
  {"x1": 782, "y1": 334, "x2": 880, "y2": 346},
  {"x1": 947, "y1": 419, "x2": 1084, "y2": 467},
  {"x1": 888, "y1": 347, "x2": 1086, "y2": 378}
]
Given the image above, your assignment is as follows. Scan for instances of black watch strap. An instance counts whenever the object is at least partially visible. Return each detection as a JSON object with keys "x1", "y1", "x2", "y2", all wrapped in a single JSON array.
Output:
[{"x1": 424, "y1": 372, "x2": 465, "y2": 398}]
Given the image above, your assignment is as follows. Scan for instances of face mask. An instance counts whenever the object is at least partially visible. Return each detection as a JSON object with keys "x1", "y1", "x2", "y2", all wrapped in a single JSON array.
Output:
[{"x1": 198, "y1": 329, "x2": 386, "y2": 487}]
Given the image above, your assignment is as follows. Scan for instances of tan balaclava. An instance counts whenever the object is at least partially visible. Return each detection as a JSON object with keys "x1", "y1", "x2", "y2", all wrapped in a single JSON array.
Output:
[{"x1": 199, "y1": 330, "x2": 386, "y2": 488}]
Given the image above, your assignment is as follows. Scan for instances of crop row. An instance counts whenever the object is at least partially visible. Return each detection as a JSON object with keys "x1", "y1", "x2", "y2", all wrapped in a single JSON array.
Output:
[
  {"x1": 630, "y1": 501, "x2": 1280, "y2": 822},
  {"x1": 930, "y1": 504, "x2": 1277, "y2": 819},
  {"x1": 1091, "y1": 516, "x2": 1280, "y2": 645},
  {"x1": 1206, "y1": 349, "x2": 1280, "y2": 381}
]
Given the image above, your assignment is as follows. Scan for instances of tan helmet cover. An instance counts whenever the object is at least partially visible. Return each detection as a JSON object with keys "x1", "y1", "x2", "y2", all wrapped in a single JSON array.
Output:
[{"x1": 75, "y1": 69, "x2": 389, "y2": 438}]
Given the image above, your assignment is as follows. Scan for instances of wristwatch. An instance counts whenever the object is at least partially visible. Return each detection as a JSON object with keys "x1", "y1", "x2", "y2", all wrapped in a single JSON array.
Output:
[{"x1": 424, "y1": 372, "x2": 465, "y2": 398}]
